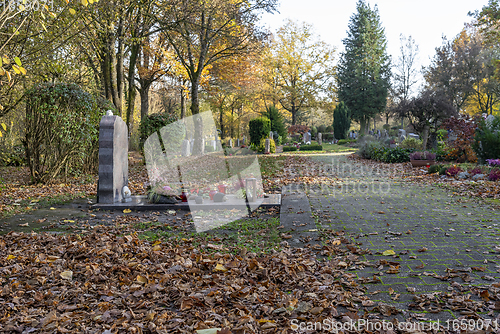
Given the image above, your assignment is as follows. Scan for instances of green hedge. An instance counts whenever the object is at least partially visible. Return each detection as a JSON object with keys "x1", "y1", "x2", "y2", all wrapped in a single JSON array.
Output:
[
  {"x1": 283, "y1": 146, "x2": 298, "y2": 152},
  {"x1": 249, "y1": 117, "x2": 271, "y2": 146},
  {"x1": 300, "y1": 144, "x2": 323, "y2": 151},
  {"x1": 337, "y1": 139, "x2": 357, "y2": 145}
]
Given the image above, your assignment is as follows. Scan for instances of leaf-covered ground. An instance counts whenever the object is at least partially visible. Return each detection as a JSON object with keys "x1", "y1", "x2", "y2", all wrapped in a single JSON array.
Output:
[{"x1": 2, "y1": 152, "x2": 500, "y2": 333}]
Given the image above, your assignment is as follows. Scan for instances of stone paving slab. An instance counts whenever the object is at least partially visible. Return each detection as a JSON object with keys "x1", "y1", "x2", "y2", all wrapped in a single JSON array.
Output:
[
  {"x1": 306, "y1": 154, "x2": 500, "y2": 321},
  {"x1": 280, "y1": 184, "x2": 320, "y2": 248}
]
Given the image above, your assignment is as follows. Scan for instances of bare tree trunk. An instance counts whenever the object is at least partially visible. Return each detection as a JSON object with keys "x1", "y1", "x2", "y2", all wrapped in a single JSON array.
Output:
[
  {"x1": 126, "y1": 43, "x2": 140, "y2": 128},
  {"x1": 180, "y1": 80, "x2": 186, "y2": 119},
  {"x1": 116, "y1": 18, "x2": 124, "y2": 116},
  {"x1": 140, "y1": 83, "x2": 151, "y2": 121},
  {"x1": 191, "y1": 80, "x2": 204, "y2": 155},
  {"x1": 422, "y1": 124, "x2": 430, "y2": 150},
  {"x1": 109, "y1": 31, "x2": 122, "y2": 116}
]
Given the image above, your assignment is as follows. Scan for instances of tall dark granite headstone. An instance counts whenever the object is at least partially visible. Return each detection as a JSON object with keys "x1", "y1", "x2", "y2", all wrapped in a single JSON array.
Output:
[{"x1": 97, "y1": 111, "x2": 129, "y2": 204}]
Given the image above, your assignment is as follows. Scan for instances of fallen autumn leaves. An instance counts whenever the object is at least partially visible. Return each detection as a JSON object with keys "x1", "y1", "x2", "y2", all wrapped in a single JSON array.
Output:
[{"x1": 0, "y1": 228, "x2": 377, "y2": 333}]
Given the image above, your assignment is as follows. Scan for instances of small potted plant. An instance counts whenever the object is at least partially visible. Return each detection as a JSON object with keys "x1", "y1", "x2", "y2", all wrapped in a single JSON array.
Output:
[{"x1": 409, "y1": 151, "x2": 436, "y2": 168}]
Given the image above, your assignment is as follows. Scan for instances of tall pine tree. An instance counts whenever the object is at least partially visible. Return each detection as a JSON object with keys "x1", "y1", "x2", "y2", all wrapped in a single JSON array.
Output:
[{"x1": 337, "y1": 0, "x2": 391, "y2": 134}]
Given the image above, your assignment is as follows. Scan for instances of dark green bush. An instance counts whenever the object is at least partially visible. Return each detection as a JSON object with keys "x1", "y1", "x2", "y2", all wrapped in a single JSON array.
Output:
[
  {"x1": 283, "y1": 146, "x2": 298, "y2": 152},
  {"x1": 249, "y1": 117, "x2": 271, "y2": 146},
  {"x1": 317, "y1": 125, "x2": 327, "y2": 133},
  {"x1": 381, "y1": 148, "x2": 413, "y2": 163},
  {"x1": 23, "y1": 83, "x2": 111, "y2": 183},
  {"x1": 333, "y1": 102, "x2": 351, "y2": 140},
  {"x1": 473, "y1": 116, "x2": 500, "y2": 163},
  {"x1": 439, "y1": 166, "x2": 448, "y2": 175},
  {"x1": 358, "y1": 141, "x2": 384, "y2": 159},
  {"x1": 139, "y1": 113, "x2": 183, "y2": 151},
  {"x1": 322, "y1": 133, "x2": 335, "y2": 141},
  {"x1": 337, "y1": 139, "x2": 357, "y2": 145},
  {"x1": 428, "y1": 164, "x2": 443, "y2": 174},
  {"x1": 310, "y1": 126, "x2": 318, "y2": 139},
  {"x1": 0, "y1": 145, "x2": 26, "y2": 166},
  {"x1": 325, "y1": 125, "x2": 333, "y2": 133},
  {"x1": 300, "y1": 144, "x2": 323, "y2": 151}
]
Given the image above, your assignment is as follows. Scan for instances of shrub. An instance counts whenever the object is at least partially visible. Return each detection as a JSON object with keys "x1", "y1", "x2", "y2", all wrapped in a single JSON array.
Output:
[
  {"x1": 264, "y1": 105, "x2": 287, "y2": 139},
  {"x1": 322, "y1": 133, "x2": 335, "y2": 141},
  {"x1": 310, "y1": 126, "x2": 318, "y2": 139},
  {"x1": 436, "y1": 129, "x2": 448, "y2": 141},
  {"x1": 442, "y1": 116, "x2": 477, "y2": 162},
  {"x1": 438, "y1": 166, "x2": 447, "y2": 175},
  {"x1": 400, "y1": 137, "x2": 423, "y2": 150},
  {"x1": 487, "y1": 159, "x2": 500, "y2": 167},
  {"x1": 317, "y1": 125, "x2": 327, "y2": 133},
  {"x1": 283, "y1": 146, "x2": 298, "y2": 152},
  {"x1": 325, "y1": 125, "x2": 333, "y2": 133},
  {"x1": 276, "y1": 135, "x2": 282, "y2": 146},
  {"x1": 140, "y1": 112, "x2": 182, "y2": 150},
  {"x1": 249, "y1": 117, "x2": 271, "y2": 146},
  {"x1": 337, "y1": 139, "x2": 357, "y2": 145},
  {"x1": 445, "y1": 165, "x2": 462, "y2": 177},
  {"x1": 489, "y1": 168, "x2": 500, "y2": 181},
  {"x1": 428, "y1": 164, "x2": 443, "y2": 174},
  {"x1": 469, "y1": 167, "x2": 485, "y2": 176},
  {"x1": 473, "y1": 115, "x2": 500, "y2": 163},
  {"x1": 383, "y1": 124, "x2": 390, "y2": 131},
  {"x1": 257, "y1": 138, "x2": 276, "y2": 153},
  {"x1": 23, "y1": 83, "x2": 111, "y2": 183},
  {"x1": 299, "y1": 144, "x2": 323, "y2": 151},
  {"x1": 381, "y1": 148, "x2": 412, "y2": 163},
  {"x1": 358, "y1": 141, "x2": 384, "y2": 159},
  {"x1": 0, "y1": 145, "x2": 25, "y2": 166},
  {"x1": 333, "y1": 102, "x2": 350, "y2": 140},
  {"x1": 432, "y1": 144, "x2": 450, "y2": 162}
]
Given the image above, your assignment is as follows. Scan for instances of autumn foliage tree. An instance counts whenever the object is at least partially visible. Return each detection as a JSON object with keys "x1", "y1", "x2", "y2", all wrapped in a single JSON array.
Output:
[
  {"x1": 265, "y1": 19, "x2": 335, "y2": 125},
  {"x1": 157, "y1": 0, "x2": 277, "y2": 154}
]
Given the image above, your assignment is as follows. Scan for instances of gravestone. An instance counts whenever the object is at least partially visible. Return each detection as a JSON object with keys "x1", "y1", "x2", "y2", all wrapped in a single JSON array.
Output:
[
  {"x1": 317, "y1": 133, "x2": 322, "y2": 145},
  {"x1": 398, "y1": 129, "x2": 406, "y2": 142},
  {"x1": 409, "y1": 133, "x2": 419, "y2": 140},
  {"x1": 303, "y1": 132, "x2": 307, "y2": 144},
  {"x1": 212, "y1": 140, "x2": 217, "y2": 151},
  {"x1": 181, "y1": 139, "x2": 190, "y2": 156},
  {"x1": 236, "y1": 138, "x2": 240, "y2": 147},
  {"x1": 228, "y1": 139, "x2": 233, "y2": 148},
  {"x1": 486, "y1": 114, "x2": 496, "y2": 129},
  {"x1": 265, "y1": 138, "x2": 271, "y2": 154},
  {"x1": 303, "y1": 131, "x2": 311, "y2": 144},
  {"x1": 97, "y1": 111, "x2": 129, "y2": 204},
  {"x1": 242, "y1": 137, "x2": 246, "y2": 145},
  {"x1": 269, "y1": 131, "x2": 273, "y2": 139}
]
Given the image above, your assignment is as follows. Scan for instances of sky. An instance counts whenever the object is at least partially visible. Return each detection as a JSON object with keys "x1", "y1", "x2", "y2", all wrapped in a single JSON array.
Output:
[{"x1": 259, "y1": 0, "x2": 490, "y2": 89}]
